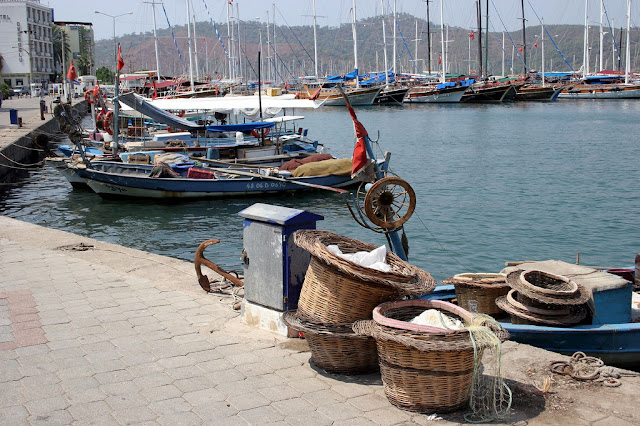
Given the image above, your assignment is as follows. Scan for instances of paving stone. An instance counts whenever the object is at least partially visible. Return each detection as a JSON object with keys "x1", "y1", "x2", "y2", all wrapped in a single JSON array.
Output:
[
  {"x1": 142, "y1": 384, "x2": 183, "y2": 402},
  {"x1": 316, "y1": 401, "x2": 364, "y2": 421},
  {"x1": 56, "y1": 364, "x2": 94, "y2": 381},
  {"x1": 290, "y1": 377, "x2": 331, "y2": 394},
  {"x1": 227, "y1": 392, "x2": 271, "y2": 411},
  {"x1": 149, "y1": 397, "x2": 192, "y2": 415},
  {"x1": 331, "y1": 382, "x2": 375, "y2": 399},
  {"x1": 275, "y1": 365, "x2": 317, "y2": 381},
  {"x1": 348, "y1": 393, "x2": 391, "y2": 412},
  {"x1": 94, "y1": 369, "x2": 134, "y2": 385},
  {"x1": 0, "y1": 405, "x2": 30, "y2": 424},
  {"x1": 238, "y1": 405, "x2": 285, "y2": 424},
  {"x1": 99, "y1": 381, "x2": 141, "y2": 396},
  {"x1": 22, "y1": 383, "x2": 64, "y2": 400},
  {"x1": 332, "y1": 418, "x2": 378, "y2": 426},
  {"x1": 258, "y1": 385, "x2": 301, "y2": 402},
  {"x1": 0, "y1": 382, "x2": 26, "y2": 408},
  {"x1": 302, "y1": 388, "x2": 346, "y2": 407},
  {"x1": 28, "y1": 409, "x2": 74, "y2": 425},
  {"x1": 64, "y1": 388, "x2": 107, "y2": 405},
  {"x1": 592, "y1": 416, "x2": 637, "y2": 426},
  {"x1": 174, "y1": 375, "x2": 215, "y2": 393},
  {"x1": 106, "y1": 392, "x2": 150, "y2": 411},
  {"x1": 182, "y1": 388, "x2": 226, "y2": 406},
  {"x1": 272, "y1": 397, "x2": 316, "y2": 416},
  {"x1": 157, "y1": 411, "x2": 203, "y2": 425},
  {"x1": 167, "y1": 365, "x2": 205, "y2": 380},
  {"x1": 264, "y1": 356, "x2": 303, "y2": 370},
  {"x1": 133, "y1": 372, "x2": 174, "y2": 388},
  {"x1": 111, "y1": 406, "x2": 157, "y2": 424},
  {"x1": 24, "y1": 396, "x2": 69, "y2": 416},
  {"x1": 60, "y1": 376, "x2": 100, "y2": 392},
  {"x1": 283, "y1": 410, "x2": 333, "y2": 426},
  {"x1": 206, "y1": 367, "x2": 246, "y2": 386},
  {"x1": 197, "y1": 357, "x2": 235, "y2": 374}
]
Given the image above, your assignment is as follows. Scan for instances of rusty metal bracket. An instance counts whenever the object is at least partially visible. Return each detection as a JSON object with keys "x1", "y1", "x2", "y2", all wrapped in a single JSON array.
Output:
[{"x1": 194, "y1": 239, "x2": 244, "y2": 292}]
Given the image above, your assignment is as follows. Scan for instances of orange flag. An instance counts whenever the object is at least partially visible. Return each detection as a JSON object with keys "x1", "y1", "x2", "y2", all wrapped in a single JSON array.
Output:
[
  {"x1": 66, "y1": 61, "x2": 77, "y2": 81},
  {"x1": 117, "y1": 45, "x2": 124, "y2": 71}
]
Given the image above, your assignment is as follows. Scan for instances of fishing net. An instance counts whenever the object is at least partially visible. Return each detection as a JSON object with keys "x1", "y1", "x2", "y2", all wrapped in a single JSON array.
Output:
[{"x1": 464, "y1": 314, "x2": 512, "y2": 422}]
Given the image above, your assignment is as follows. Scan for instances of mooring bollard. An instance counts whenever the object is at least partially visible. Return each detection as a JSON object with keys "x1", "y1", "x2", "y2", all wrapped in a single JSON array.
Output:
[{"x1": 40, "y1": 100, "x2": 46, "y2": 120}]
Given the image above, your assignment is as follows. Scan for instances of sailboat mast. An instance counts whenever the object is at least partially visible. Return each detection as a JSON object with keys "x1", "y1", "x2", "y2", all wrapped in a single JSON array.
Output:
[
  {"x1": 599, "y1": 0, "x2": 604, "y2": 71},
  {"x1": 227, "y1": 3, "x2": 233, "y2": 79},
  {"x1": 143, "y1": 1, "x2": 162, "y2": 81},
  {"x1": 426, "y1": 0, "x2": 431, "y2": 74},
  {"x1": 625, "y1": 0, "x2": 631, "y2": 84},
  {"x1": 313, "y1": 0, "x2": 318, "y2": 77},
  {"x1": 477, "y1": 0, "x2": 483, "y2": 78},
  {"x1": 236, "y1": 2, "x2": 242, "y2": 81},
  {"x1": 381, "y1": 0, "x2": 389, "y2": 86},
  {"x1": 393, "y1": 0, "x2": 397, "y2": 75},
  {"x1": 440, "y1": 0, "x2": 445, "y2": 83},
  {"x1": 273, "y1": 4, "x2": 278, "y2": 84},
  {"x1": 542, "y1": 18, "x2": 545, "y2": 86},
  {"x1": 193, "y1": 10, "x2": 200, "y2": 80},
  {"x1": 351, "y1": 0, "x2": 359, "y2": 88},
  {"x1": 186, "y1": 0, "x2": 195, "y2": 91},
  {"x1": 521, "y1": 0, "x2": 527, "y2": 74},
  {"x1": 484, "y1": 0, "x2": 489, "y2": 75},
  {"x1": 583, "y1": 0, "x2": 589, "y2": 79},
  {"x1": 266, "y1": 11, "x2": 271, "y2": 82}
]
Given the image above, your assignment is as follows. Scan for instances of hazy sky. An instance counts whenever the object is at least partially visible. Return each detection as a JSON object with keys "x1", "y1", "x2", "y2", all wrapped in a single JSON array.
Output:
[{"x1": 47, "y1": 0, "x2": 638, "y2": 41}]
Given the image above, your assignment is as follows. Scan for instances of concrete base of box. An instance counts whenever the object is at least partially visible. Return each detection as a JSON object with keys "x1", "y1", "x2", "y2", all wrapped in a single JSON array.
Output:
[{"x1": 241, "y1": 301, "x2": 298, "y2": 337}]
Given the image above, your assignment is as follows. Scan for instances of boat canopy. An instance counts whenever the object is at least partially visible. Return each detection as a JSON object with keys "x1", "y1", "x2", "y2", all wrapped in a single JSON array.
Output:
[
  {"x1": 205, "y1": 122, "x2": 275, "y2": 132},
  {"x1": 118, "y1": 92, "x2": 205, "y2": 132},
  {"x1": 142, "y1": 95, "x2": 323, "y2": 113},
  {"x1": 326, "y1": 69, "x2": 359, "y2": 82}
]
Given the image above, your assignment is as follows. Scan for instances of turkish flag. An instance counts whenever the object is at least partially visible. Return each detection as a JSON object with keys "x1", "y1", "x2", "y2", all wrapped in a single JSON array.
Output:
[
  {"x1": 345, "y1": 100, "x2": 368, "y2": 176},
  {"x1": 518, "y1": 47, "x2": 523, "y2": 52},
  {"x1": 469, "y1": 31, "x2": 475, "y2": 40},
  {"x1": 152, "y1": 81, "x2": 158, "y2": 100},
  {"x1": 66, "y1": 61, "x2": 77, "y2": 81},
  {"x1": 534, "y1": 41, "x2": 538, "y2": 48},
  {"x1": 117, "y1": 45, "x2": 125, "y2": 71},
  {"x1": 438, "y1": 56, "x2": 442, "y2": 64}
]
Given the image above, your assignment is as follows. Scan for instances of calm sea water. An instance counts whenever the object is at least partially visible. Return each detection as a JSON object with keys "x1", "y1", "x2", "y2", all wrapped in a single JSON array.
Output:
[{"x1": 1, "y1": 100, "x2": 639, "y2": 281}]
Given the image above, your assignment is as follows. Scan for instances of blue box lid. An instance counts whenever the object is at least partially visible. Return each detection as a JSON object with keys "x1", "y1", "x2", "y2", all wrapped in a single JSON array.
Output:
[{"x1": 238, "y1": 203, "x2": 324, "y2": 226}]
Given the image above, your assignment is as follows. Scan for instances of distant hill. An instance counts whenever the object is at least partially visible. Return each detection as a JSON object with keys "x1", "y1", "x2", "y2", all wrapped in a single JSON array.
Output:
[{"x1": 94, "y1": 13, "x2": 638, "y2": 79}]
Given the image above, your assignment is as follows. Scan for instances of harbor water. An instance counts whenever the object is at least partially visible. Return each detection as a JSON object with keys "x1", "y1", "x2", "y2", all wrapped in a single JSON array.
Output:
[{"x1": 1, "y1": 100, "x2": 639, "y2": 281}]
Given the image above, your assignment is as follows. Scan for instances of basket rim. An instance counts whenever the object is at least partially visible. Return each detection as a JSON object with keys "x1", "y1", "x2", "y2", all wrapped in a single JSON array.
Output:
[
  {"x1": 442, "y1": 272, "x2": 508, "y2": 288},
  {"x1": 496, "y1": 295, "x2": 588, "y2": 326},
  {"x1": 283, "y1": 310, "x2": 365, "y2": 337},
  {"x1": 294, "y1": 230, "x2": 436, "y2": 295},
  {"x1": 372, "y1": 299, "x2": 472, "y2": 334}
]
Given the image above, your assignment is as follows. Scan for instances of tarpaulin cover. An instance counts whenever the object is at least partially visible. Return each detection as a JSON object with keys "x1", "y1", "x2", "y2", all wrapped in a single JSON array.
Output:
[
  {"x1": 291, "y1": 158, "x2": 352, "y2": 177},
  {"x1": 205, "y1": 122, "x2": 275, "y2": 132}
]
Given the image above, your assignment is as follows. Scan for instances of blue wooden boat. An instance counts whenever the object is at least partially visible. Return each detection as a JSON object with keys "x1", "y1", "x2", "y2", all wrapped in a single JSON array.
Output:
[
  {"x1": 424, "y1": 261, "x2": 640, "y2": 369},
  {"x1": 70, "y1": 158, "x2": 374, "y2": 199}
]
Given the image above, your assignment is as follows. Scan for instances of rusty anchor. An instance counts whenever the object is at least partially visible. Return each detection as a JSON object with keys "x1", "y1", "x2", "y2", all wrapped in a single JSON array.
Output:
[{"x1": 194, "y1": 239, "x2": 244, "y2": 293}]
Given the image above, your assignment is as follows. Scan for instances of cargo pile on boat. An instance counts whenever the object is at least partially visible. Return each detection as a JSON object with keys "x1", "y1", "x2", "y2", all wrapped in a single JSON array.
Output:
[
  {"x1": 442, "y1": 273, "x2": 509, "y2": 317},
  {"x1": 495, "y1": 269, "x2": 590, "y2": 326}
]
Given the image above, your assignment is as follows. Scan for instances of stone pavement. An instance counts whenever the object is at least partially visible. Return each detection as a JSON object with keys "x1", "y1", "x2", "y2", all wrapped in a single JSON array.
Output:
[{"x1": 0, "y1": 215, "x2": 639, "y2": 425}]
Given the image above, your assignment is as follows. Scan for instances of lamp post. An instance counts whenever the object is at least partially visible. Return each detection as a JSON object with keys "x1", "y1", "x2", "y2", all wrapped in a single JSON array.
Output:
[{"x1": 94, "y1": 10, "x2": 132, "y2": 155}]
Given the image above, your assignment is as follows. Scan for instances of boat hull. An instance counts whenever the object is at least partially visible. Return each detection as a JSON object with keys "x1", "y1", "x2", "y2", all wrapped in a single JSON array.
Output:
[
  {"x1": 515, "y1": 86, "x2": 563, "y2": 101},
  {"x1": 322, "y1": 87, "x2": 382, "y2": 106},
  {"x1": 558, "y1": 85, "x2": 640, "y2": 99},
  {"x1": 405, "y1": 86, "x2": 467, "y2": 103},
  {"x1": 461, "y1": 84, "x2": 517, "y2": 103},
  {"x1": 374, "y1": 86, "x2": 410, "y2": 104}
]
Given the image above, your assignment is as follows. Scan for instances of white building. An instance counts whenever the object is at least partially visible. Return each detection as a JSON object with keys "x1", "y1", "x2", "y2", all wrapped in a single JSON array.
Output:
[{"x1": 0, "y1": 0, "x2": 54, "y2": 89}]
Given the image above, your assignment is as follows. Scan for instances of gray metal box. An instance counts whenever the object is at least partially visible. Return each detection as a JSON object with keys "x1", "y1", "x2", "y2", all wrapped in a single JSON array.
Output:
[{"x1": 238, "y1": 203, "x2": 323, "y2": 311}]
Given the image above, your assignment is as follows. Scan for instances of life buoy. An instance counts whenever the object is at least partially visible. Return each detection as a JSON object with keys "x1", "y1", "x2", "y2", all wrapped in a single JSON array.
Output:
[
  {"x1": 217, "y1": 74, "x2": 222, "y2": 80},
  {"x1": 176, "y1": 110, "x2": 185, "y2": 117},
  {"x1": 84, "y1": 91, "x2": 93, "y2": 104},
  {"x1": 251, "y1": 128, "x2": 270, "y2": 138},
  {"x1": 103, "y1": 110, "x2": 113, "y2": 135}
]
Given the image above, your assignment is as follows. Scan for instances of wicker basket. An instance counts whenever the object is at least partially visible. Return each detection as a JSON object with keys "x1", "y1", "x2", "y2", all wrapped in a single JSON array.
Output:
[
  {"x1": 294, "y1": 230, "x2": 436, "y2": 323},
  {"x1": 354, "y1": 300, "x2": 508, "y2": 413},
  {"x1": 283, "y1": 311, "x2": 379, "y2": 375},
  {"x1": 442, "y1": 273, "x2": 509, "y2": 317}
]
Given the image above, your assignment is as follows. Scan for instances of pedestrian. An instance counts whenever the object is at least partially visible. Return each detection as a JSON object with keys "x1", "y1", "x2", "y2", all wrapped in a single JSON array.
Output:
[{"x1": 0, "y1": 90, "x2": 3, "y2": 109}]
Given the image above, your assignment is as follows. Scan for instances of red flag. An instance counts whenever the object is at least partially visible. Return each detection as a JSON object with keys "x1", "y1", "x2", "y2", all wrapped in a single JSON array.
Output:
[
  {"x1": 469, "y1": 31, "x2": 475, "y2": 40},
  {"x1": 438, "y1": 56, "x2": 442, "y2": 64},
  {"x1": 152, "y1": 81, "x2": 158, "y2": 100},
  {"x1": 534, "y1": 41, "x2": 538, "y2": 48},
  {"x1": 66, "y1": 61, "x2": 77, "y2": 81},
  {"x1": 344, "y1": 100, "x2": 368, "y2": 176},
  {"x1": 518, "y1": 47, "x2": 523, "y2": 52},
  {"x1": 117, "y1": 45, "x2": 124, "y2": 71}
]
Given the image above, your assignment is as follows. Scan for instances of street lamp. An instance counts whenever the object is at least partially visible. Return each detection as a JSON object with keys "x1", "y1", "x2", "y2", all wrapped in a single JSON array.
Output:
[
  {"x1": 94, "y1": 10, "x2": 133, "y2": 83},
  {"x1": 94, "y1": 10, "x2": 132, "y2": 155}
]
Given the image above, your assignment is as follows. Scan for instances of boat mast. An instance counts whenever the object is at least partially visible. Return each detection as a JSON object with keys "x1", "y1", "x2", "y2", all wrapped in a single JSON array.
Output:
[
  {"x1": 477, "y1": 0, "x2": 483, "y2": 78},
  {"x1": 502, "y1": 32, "x2": 505, "y2": 76},
  {"x1": 236, "y1": 1, "x2": 242, "y2": 81},
  {"x1": 186, "y1": 0, "x2": 195, "y2": 91},
  {"x1": 625, "y1": 0, "x2": 631, "y2": 84},
  {"x1": 143, "y1": 1, "x2": 162, "y2": 81},
  {"x1": 484, "y1": 0, "x2": 489, "y2": 76},
  {"x1": 266, "y1": 11, "x2": 271, "y2": 82},
  {"x1": 440, "y1": 0, "x2": 445, "y2": 83},
  {"x1": 583, "y1": 0, "x2": 589, "y2": 79},
  {"x1": 425, "y1": 0, "x2": 431, "y2": 74},
  {"x1": 599, "y1": 0, "x2": 604, "y2": 71},
  {"x1": 273, "y1": 4, "x2": 278, "y2": 85},
  {"x1": 393, "y1": 0, "x2": 397, "y2": 75},
  {"x1": 313, "y1": 0, "x2": 318, "y2": 77},
  {"x1": 521, "y1": 0, "x2": 527, "y2": 74},
  {"x1": 193, "y1": 9, "x2": 200, "y2": 80},
  {"x1": 227, "y1": 2, "x2": 233, "y2": 79},
  {"x1": 541, "y1": 18, "x2": 545, "y2": 86},
  {"x1": 351, "y1": 0, "x2": 359, "y2": 88},
  {"x1": 381, "y1": 0, "x2": 389, "y2": 86}
]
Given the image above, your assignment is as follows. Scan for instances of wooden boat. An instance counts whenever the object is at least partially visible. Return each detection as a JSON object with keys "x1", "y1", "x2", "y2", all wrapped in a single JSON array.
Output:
[
  {"x1": 515, "y1": 85, "x2": 565, "y2": 101},
  {"x1": 461, "y1": 83, "x2": 518, "y2": 103},
  {"x1": 558, "y1": 83, "x2": 640, "y2": 99},
  {"x1": 68, "y1": 158, "x2": 377, "y2": 199},
  {"x1": 424, "y1": 260, "x2": 640, "y2": 368},
  {"x1": 298, "y1": 82, "x2": 381, "y2": 106},
  {"x1": 405, "y1": 83, "x2": 468, "y2": 103},
  {"x1": 374, "y1": 85, "x2": 410, "y2": 104}
]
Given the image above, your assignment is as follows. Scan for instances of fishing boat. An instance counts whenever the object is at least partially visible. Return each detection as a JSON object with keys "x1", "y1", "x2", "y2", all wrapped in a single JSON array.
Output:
[
  {"x1": 558, "y1": 76, "x2": 640, "y2": 99},
  {"x1": 515, "y1": 84, "x2": 565, "y2": 101},
  {"x1": 424, "y1": 260, "x2": 640, "y2": 368},
  {"x1": 68, "y1": 153, "x2": 387, "y2": 199},
  {"x1": 405, "y1": 82, "x2": 469, "y2": 103},
  {"x1": 461, "y1": 82, "x2": 517, "y2": 103}
]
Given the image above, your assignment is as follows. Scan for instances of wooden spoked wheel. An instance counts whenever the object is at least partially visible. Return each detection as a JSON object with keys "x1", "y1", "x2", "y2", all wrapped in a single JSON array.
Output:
[{"x1": 364, "y1": 177, "x2": 416, "y2": 229}]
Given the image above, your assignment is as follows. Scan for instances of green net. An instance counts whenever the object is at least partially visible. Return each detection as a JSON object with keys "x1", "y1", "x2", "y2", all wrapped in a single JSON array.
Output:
[{"x1": 464, "y1": 314, "x2": 512, "y2": 423}]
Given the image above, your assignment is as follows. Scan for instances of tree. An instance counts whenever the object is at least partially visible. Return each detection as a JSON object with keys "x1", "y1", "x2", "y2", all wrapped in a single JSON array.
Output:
[
  {"x1": 76, "y1": 54, "x2": 92, "y2": 76},
  {"x1": 52, "y1": 25, "x2": 71, "y2": 72},
  {"x1": 95, "y1": 66, "x2": 114, "y2": 83}
]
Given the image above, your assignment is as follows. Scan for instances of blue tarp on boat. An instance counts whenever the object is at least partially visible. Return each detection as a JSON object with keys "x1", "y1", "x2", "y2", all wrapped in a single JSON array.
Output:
[{"x1": 205, "y1": 122, "x2": 275, "y2": 132}]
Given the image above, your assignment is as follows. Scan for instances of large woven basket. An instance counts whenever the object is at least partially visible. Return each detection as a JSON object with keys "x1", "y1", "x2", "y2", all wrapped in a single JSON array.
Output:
[
  {"x1": 443, "y1": 273, "x2": 509, "y2": 317},
  {"x1": 283, "y1": 311, "x2": 378, "y2": 375},
  {"x1": 354, "y1": 300, "x2": 507, "y2": 413},
  {"x1": 294, "y1": 230, "x2": 436, "y2": 323}
]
